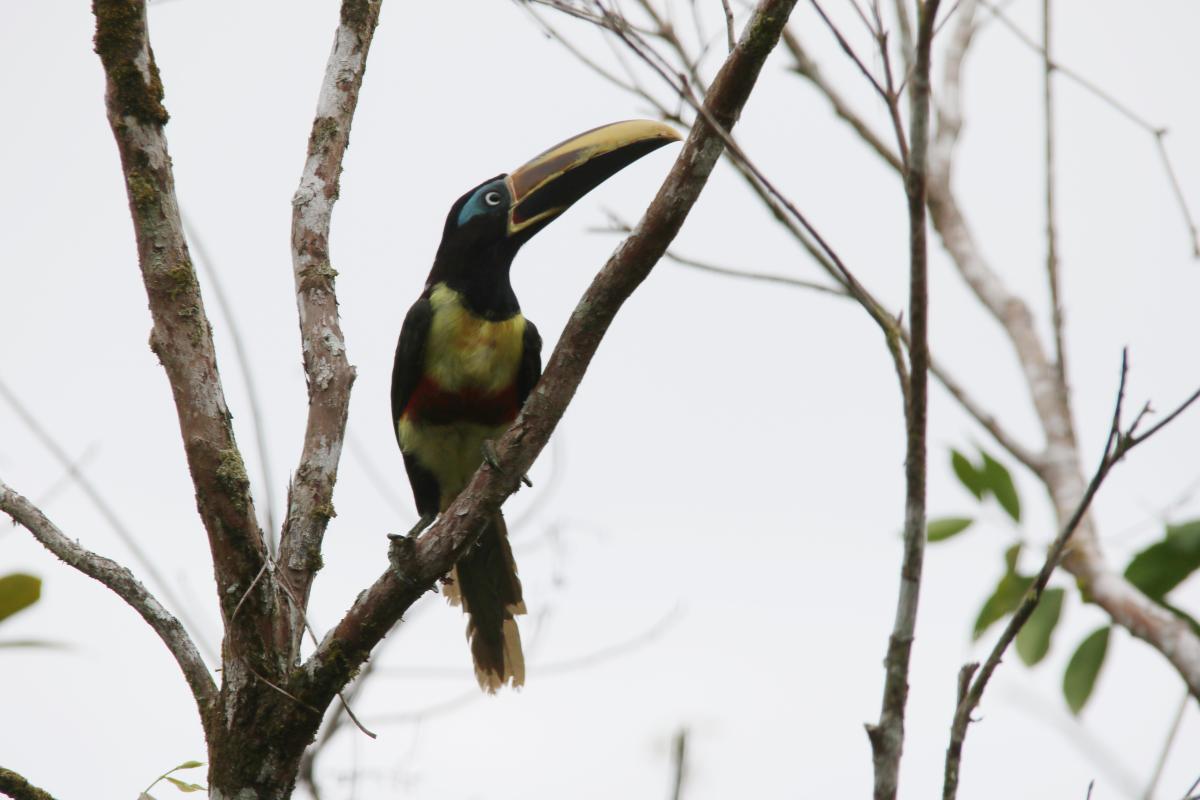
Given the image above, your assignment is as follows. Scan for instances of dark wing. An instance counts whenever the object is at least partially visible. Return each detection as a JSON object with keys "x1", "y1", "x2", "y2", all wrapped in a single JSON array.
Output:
[
  {"x1": 516, "y1": 318, "x2": 543, "y2": 407},
  {"x1": 390, "y1": 296, "x2": 433, "y2": 443}
]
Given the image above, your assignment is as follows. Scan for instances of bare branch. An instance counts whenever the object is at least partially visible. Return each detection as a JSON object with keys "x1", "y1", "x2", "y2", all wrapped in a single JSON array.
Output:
[
  {"x1": 600, "y1": 213, "x2": 847, "y2": 296},
  {"x1": 299, "y1": 0, "x2": 802, "y2": 708},
  {"x1": 865, "y1": 3, "x2": 941, "y2": 798},
  {"x1": 278, "y1": 0, "x2": 381, "y2": 663},
  {"x1": 942, "y1": 356, "x2": 1200, "y2": 800},
  {"x1": 720, "y1": 0, "x2": 736, "y2": 52},
  {"x1": 92, "y1": 0, "x2": 270, "y2": 646},
  {"x1": 978, "y1": 0, "x2": 1199, "y2": 257},
  {"x1": 1144, "y1": 690, "x2": 1190, "y2": 800},
  {"x1": 1041, "y1": 0, "x2": 1066, "y2": 387},
  {"x1": 0, "y1": 480, "x2": 217, "y2": 719},
  {"x1": 808, "y1": 0, "x2": 890, "y2": 102}
]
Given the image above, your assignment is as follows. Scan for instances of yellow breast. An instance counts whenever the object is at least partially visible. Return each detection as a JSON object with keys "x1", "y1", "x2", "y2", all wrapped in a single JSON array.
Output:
[{"x1": 424, "y1": 283, "x2": 526, "y2": 394}]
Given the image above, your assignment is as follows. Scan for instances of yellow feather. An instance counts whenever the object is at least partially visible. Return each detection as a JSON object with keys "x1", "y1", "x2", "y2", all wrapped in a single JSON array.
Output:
[{"x1": 425, "y1": 283, "x2": 526, "y2": 394}]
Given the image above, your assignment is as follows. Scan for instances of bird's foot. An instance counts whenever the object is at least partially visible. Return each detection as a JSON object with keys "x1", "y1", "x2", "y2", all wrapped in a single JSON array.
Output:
[
  {"x1": 480, "y1": 440, "x2": 533, "y2": 488},
  {"x1": 387, "y1": 512, "x2": 437, "y2": 542}
]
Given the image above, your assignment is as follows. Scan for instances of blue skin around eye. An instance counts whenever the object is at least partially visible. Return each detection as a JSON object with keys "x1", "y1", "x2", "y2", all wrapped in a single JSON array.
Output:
[{"x1": 457, "y1": 181, "x2": 506, "y2": 227}]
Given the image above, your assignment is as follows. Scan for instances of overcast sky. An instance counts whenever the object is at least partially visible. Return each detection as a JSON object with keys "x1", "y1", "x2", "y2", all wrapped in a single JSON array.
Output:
[{"x1": 3, "y1": 1, "x2": 1200, "y2": 798}]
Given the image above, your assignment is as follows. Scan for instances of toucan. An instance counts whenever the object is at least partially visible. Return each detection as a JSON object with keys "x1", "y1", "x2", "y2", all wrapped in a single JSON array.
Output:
[{"x1": 391, "y1": 120, "x2": 680, "y2": 691}]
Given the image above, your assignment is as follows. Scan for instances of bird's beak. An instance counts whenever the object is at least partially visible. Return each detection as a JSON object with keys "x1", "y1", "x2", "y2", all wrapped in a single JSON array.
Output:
[{"x1": 505, "y1": 119, "x2": 681, "y2": 237}]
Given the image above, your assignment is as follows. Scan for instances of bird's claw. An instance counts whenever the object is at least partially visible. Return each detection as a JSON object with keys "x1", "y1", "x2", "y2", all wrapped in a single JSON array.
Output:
[
  {"x1": 388, "y1": 512, "x2": 437, "y2": 542},
  {"x1": 481, "y1": 439, "x2": 503, "y2": 472},
  {"x1": 481, "y1": 440, "x2": 533, "y2": 488}
]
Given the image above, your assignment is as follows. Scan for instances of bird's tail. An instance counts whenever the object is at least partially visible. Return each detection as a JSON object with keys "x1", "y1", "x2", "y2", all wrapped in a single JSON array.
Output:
[{"x1": 444, "y1": 512, "x2": 525, "y2": 692}]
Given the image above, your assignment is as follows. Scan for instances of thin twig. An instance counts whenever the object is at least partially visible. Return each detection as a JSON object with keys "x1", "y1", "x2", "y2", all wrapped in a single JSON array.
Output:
[
  {"x1": 942, "y1": 353, "x2": 1200, "y2": 800},
  {"x1": 720, "y1": 0, "x2": 736, "y2": 52},
  {"x1": 345, "y1": 429, "x2": 416, "y2": 520},
  {"x1": 1153, "y1": 132, "x2": 1200, "y2": 259},
  {"x1": 670, "y1": 728, "x2": 688, "y2": 800},
  {"x1": 867, "y1": 0, "x2": 910, "y2": 168},
  {"x1": 978, "y1": 0, "x2": 1199, "y2": 258},
  {"x1": 1143, "y1": 690, "x2": 1189, "y2": 800},
  {"x1": 182, "y1": 212, "x2": 280, "y2": 555},
  {"x1": 275, "y1": 575, "x2": 377, "y2": 739},
  {"x1": 600, "y1": 212, "x2": 847, "y2": 296},
  {"x1": 246, "y1": 664, "x2": 322, "y2": 716},
  {"x1": 1041, "y1": 0, "x2": 1067, "y2": 387},
  {"x1": 33, "y1": 443, "x2": 99, "y2": 507},
  {"x1": 808, "y1": 0, "x2": 890, "y2": 102}
]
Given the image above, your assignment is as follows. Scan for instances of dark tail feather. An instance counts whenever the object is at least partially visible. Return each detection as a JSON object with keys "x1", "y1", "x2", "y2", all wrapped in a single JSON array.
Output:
[{"x1": 445, "y1": 512, "x2": 525, "y2": 692}]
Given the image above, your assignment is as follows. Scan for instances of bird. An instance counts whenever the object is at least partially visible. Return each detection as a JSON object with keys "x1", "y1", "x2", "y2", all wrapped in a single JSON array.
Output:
[{"x1": 391, "y1": 119, "x2": 681, "y2": 692}]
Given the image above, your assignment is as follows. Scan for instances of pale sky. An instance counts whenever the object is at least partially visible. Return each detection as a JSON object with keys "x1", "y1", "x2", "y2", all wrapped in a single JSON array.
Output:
[{"x1": 3, "y1": 1, "x2": 1200, "y2": 798}]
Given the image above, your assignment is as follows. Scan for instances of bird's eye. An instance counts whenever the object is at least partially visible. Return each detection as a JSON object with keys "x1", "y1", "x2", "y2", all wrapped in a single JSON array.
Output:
[{"x1": 483, "y1": 190, "x2": 503, "y2": 207}]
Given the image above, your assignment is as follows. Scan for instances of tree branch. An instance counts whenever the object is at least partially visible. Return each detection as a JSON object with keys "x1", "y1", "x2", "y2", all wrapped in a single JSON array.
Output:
[
  {"x1": 1041, "y1": 0, "x2": 1066, "y2": 387},
  {"x1": 277, "y1": 0, "x2": 380, "y2": 664},
  {"x1": 298, "y1": 0, "x2": 801, "y2": 707},
  {"x1": 865, "y1": 3, "x2": 940, "y2": 799},
  {"x1": 928, "y1": 0, "x2": 1200, "y2": 701},
  {"x1": 0, "y1": 480, "x2": 217, "y2": 721},
  {"x1": 92, "y1": 0, "x2": 271, "y2": 647},
  {"x1": 942, "y1": 355, "x2": 1200, "y2": 800}
]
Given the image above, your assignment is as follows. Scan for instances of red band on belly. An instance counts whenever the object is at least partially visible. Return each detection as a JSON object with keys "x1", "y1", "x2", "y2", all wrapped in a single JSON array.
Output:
[{"x1": 403, "y1": 376, "x2": 520, "y2": 427}]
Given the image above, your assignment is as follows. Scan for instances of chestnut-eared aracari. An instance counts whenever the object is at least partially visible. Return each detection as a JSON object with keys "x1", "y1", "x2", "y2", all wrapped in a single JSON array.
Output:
[{"x1": 391, "y1": 120, "x2": 680, "y2": 691}]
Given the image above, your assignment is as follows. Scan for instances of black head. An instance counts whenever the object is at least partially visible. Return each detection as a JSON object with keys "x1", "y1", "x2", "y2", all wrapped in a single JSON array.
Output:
[{"x1": 424, "y1": 120, "x2": 683, "y2": 317}]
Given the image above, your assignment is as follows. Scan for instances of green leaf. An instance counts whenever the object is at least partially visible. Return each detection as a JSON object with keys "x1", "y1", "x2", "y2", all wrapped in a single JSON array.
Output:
[
  {"x1": 973, "y1": 569, "x2": 1033, "y2": 640},
  {"x1": 138, "y1": 794, "x2": 156, "y2": 800},
  {"x1": 0, "y1": 573, "x2": 41, "y2": 623},
  {"x1": 980, "y1": 452, "x2": 1021, "y2": 522},
  {"x1": 951, "y1": 449, "x2": 986, "y2": 500},
  {"x1": 165, "y1": 777, "x2": 205, "y2": 793},
  {"x1": 1063, "y1": 626, "x2": 1110, "y2": 714},
  {"x1": 1003, "y1": 543, "x2": 1022, "y2": 574},
  {"x1": 1124, "y1": 519, "x2": 1200, "y2": 601},
  {"x1": 1015, "y1": 587, "x2": 1064, "y2": 666},
  {"x1": 172, "y1": 761, "x2": 204, "y2": 771},
  {"x1": 927, "y1": 516, "x2": 974, "y2": 543}
]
